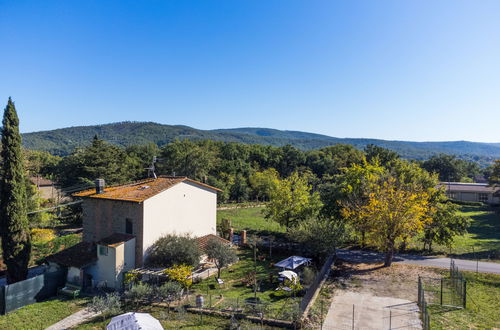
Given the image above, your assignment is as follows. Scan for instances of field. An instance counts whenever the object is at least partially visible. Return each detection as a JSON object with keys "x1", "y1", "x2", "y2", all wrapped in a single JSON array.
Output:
[
  {"x1": 409, "y1": 205, "x2": 500, "y2": 261},
  {"x1": 217, "y1": 206, "x2": 285, "y2": 236},
  {"x1": 428, "y1": 270, "x2": 500, "y2": 329},
  {"x1": 0, "y1": 297, "x2": 89, "y2": 329}
]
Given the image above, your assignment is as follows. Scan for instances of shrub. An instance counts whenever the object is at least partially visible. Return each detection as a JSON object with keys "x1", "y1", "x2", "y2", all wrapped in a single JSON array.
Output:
[
  {"x1": 124, "y1": 282, "x2": 154, "y2": 307},
  {"x1": 217, "y1": 218, "x2": 232, "y2": 240},
  {"x1": 31, "y1": 228, "x2": 56, "y2": 244},
  {"x1": 145, "y1": 233, "x2": 201, "y2": 268},
  {"x1": 89, "y1": 292, "x2": 121, "y2": 321},
  {"x1": 302, "y1": 267, "x2": 316, "y2": 287},
  {"x1": 123, "y1": 271, "x2": 141, "y2": 289},
  {"x1": 157, "y1": 281, "x2": 183, "y2": 311},
  {"x1": 164, "y1": 264, "x2": 193, "y2": 288}
]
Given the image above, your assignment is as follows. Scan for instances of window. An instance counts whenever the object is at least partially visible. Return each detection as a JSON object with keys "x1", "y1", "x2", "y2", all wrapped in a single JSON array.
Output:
[
  {"x1": 99, "y1": 245, "x2": 108, "y2": 256},
  {"x1": 448, "y1": 192, "x2": 457, "y2": 200},
  {"x1": 478, "y1": 193, "x2": 488, "y2": 203},
  {"x1": 125, "y1": 218, "x2": 133, "y2": 235}
]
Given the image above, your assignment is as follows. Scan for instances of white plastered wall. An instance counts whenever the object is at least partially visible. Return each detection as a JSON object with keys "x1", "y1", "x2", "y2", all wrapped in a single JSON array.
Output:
[{"x1": 141, "y1": 181, "x2": 217, "y2": 259}]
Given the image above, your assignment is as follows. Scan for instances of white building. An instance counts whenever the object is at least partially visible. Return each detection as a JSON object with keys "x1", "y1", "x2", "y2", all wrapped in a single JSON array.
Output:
[{"x1": 46, "y1": 176, "x2": 221, "y2": 290}]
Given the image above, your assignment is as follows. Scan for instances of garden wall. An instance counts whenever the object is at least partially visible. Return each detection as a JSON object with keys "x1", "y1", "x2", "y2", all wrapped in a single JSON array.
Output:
[{"x1": 299, "y1": 253, "x2": 336, "y2": 315}]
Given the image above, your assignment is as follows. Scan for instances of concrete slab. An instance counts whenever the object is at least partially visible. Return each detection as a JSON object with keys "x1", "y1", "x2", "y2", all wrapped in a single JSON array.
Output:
[{"x1": 323, "y1": 292, "x2": 421, "y2": 330}]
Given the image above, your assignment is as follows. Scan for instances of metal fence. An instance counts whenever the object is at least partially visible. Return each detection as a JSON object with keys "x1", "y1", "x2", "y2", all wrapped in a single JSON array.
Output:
[{"x1": 417, "y1": 277, "x2": 431, "y2": 330}]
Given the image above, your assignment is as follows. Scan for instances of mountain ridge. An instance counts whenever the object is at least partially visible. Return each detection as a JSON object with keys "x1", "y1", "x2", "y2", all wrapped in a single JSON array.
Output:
[{"x1": 21, "y1": 121, "x2": 500, "y2": 163}]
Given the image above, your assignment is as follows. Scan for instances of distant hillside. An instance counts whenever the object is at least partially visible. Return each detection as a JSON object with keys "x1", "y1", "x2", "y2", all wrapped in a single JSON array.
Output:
[{"x1": 21, "y1": 122, "x2": 500, "y2": 162}]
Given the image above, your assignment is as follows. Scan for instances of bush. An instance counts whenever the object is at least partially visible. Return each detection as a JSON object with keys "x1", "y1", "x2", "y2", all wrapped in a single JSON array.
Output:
[
  {"x1": 145, "y1": 233, "x2": 201, "y2": 268},
  {"x1": 157, "y1": 281, "x2": 183, "y2": 310},
  {"x1": 164, "y1": 264, "x2": 193, "y2": 288},
  {"x1": 124, "y1": 282, "x2": 154, "y2": 307},
  {"x1": 31, "y1": 228, "x2": 56, "y2": 244},
  {"x1": 302, "y1": 267, "x2": 316, "y2": 287},
  {"x1": 89, "y1": 292, "x2": 121, "y2": 321}
]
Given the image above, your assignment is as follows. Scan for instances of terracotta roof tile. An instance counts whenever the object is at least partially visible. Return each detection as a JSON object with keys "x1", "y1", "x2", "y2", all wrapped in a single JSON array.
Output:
[
  {"x1": 45, "y1": 242, "x2": 97, "y2": 268},
  {"x1": 196, "y1": 234, "x2": 231, "y2": 253},
  {"x1": 73, "y1": 176, "x2": 221, "y2": 203}
]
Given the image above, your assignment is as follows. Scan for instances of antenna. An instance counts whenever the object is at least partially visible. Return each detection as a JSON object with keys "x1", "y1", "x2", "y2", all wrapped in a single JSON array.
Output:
[{"x1": 145, "y1": 156, "x2": 158, "y2": 179}]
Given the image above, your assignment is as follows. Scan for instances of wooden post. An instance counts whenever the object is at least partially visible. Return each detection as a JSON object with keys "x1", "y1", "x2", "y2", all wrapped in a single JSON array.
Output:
[
  {"x1": 463, "y1": 280, "x2": 467, "y2": 309},
  {"x1": 242, "y1": 230, "x2": 247, "y2": 245}
]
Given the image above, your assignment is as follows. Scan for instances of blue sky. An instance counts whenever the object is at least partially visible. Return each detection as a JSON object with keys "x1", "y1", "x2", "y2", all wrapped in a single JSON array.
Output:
[{"x1": 0, "y1": 1, "x2": 499, "y2": 142}]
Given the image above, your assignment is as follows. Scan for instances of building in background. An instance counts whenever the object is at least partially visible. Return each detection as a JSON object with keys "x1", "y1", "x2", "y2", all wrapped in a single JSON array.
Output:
[{"x1": 441, "y1": 182, "x2": 500, "y2": 204}]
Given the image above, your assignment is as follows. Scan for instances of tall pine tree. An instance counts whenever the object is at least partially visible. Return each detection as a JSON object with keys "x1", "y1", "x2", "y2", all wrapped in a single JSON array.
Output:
[{"x1": 0, "y1": 98, "x2": 31, "y2": 283}]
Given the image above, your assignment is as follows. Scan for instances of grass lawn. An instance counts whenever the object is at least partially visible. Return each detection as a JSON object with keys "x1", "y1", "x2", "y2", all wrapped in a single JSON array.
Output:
[
  {"x1": 217, "y1": 206, "x2": 285, "y2": 236},
  {"x1": 409, "y1": 205, "x2": 500, "y2": 261},
  {"x1": 0, "y1": 297, "x2": 89, "y2": 330},
  {"x1": 191, "y1": 247, "x2": 302, "y2": 321},
  {"x1": 428, "y1": 270, "x2": 500, "y2": 329}
]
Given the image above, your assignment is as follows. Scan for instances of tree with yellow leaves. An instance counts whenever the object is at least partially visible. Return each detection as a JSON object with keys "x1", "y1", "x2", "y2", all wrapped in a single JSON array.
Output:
[{"x1": 356, "y1": 177, "x2": 433, "y2": 266}]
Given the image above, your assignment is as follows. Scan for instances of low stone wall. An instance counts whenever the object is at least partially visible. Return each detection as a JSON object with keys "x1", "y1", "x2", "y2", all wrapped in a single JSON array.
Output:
[{"x1": 300, "y1": 253, "x2": 336, "y2": 317}]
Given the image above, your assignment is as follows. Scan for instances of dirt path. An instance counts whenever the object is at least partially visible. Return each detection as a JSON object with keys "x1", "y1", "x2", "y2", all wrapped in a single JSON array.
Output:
[{"x1": 46, "y1": 308, "x2": 100, "y2": 330}]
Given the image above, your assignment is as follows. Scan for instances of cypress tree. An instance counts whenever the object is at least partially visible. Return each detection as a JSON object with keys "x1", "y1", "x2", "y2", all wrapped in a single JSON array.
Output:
[{"x1": 0, "y1": 98, "x2": 31, "y2": 284}]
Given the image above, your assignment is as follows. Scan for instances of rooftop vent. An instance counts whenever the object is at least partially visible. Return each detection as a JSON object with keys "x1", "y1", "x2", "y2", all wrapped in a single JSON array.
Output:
[
  {"x1": 95, "y1": 179, "x2": 105, "y2": 194},
  {"x1": 138, "y1": 185, "x2": 150, "y2": 190}
]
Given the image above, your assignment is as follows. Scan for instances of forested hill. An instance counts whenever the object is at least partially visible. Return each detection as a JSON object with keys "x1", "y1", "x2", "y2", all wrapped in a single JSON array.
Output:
[{"x1": 22, "y1": 121, "x2": 500, "y2": 161}]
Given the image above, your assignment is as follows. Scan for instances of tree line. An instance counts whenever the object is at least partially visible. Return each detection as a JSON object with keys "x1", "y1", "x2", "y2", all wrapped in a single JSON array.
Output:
[{"x1": 25, "y1": 137, "x2": 495, "y2": 203}]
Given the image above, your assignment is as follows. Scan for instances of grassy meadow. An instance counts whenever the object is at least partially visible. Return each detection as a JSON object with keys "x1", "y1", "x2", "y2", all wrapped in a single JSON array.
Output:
[
  {"x1": 408, "y1": 205, "x2": 500, "y2": 261},
  {"x1": 429, "y1": 270, "x2": 500, "y2": 329},
  {"x1": 217, "y1": 206, "x2": 285, "y2": 236}
]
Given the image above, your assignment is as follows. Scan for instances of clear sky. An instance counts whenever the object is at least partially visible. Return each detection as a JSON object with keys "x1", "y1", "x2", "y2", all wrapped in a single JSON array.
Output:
[{"x1": 1, "y1": 1, "x2": 499, "y2": 142}]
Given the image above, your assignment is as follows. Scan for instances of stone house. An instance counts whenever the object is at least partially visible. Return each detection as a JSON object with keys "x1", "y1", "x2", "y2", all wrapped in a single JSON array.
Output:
[{"x1": 46, "y1": 176, "x2": 221, "y2": 290}]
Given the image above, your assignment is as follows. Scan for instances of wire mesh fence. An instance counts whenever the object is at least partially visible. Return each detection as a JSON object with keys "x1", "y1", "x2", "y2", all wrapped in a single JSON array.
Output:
[
  {"x1": 417, "y1": 277, "x2": 431, "y2": 330},
  {"x1": 183, "y1": 293, "x2": 302, "y2": 323}
]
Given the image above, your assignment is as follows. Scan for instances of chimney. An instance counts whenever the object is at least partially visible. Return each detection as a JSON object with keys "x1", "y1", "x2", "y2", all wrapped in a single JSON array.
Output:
[{"x1": 95, "y1": 178, "x2": 105, "y2": 194}]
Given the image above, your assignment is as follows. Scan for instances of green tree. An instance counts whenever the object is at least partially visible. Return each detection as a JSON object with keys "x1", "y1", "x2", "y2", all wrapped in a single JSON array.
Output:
[
  {"x1": 0, "y1": 98, "x2": 31, "y2": 283},
  {"x1": 421, "y1": 154, "x2": 478, "y2": 182},
  {"x1": 205, "y1": 238, "x2": 238, "y2": 278},
  {"x1": 56, "y1": 136, "x2": 133, "y2": 187},
  {"x1": 306, "y1": 144, "x2": 365, "y2": 178},
  {"x1": 336, "y1": 162, "x2": 385, "y2": 247},
  {"x1": 158, "y1": 139, "x2": 217, "y2": 180},
  {"x1": 145, "y1": 233, "x2": 202, "y2": 268},
  {"x1": 489, "y1": 160, "x2": 500, "y2": 186},
  {"x1": 364, "y1": 144, "x2": 399, "y2": 167},
  {"x1": 422, "y1": 202, "x2": 470, "y2": 251},
  {"x1": 264, "y1": 172, "x2": 323, "y2": 228},
  {"x1": 248, "y1": 168, "x2": 279, "y2": 201},
  {"x1": 288, "y1": 217, "x2": 346, "y2": 261}
]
